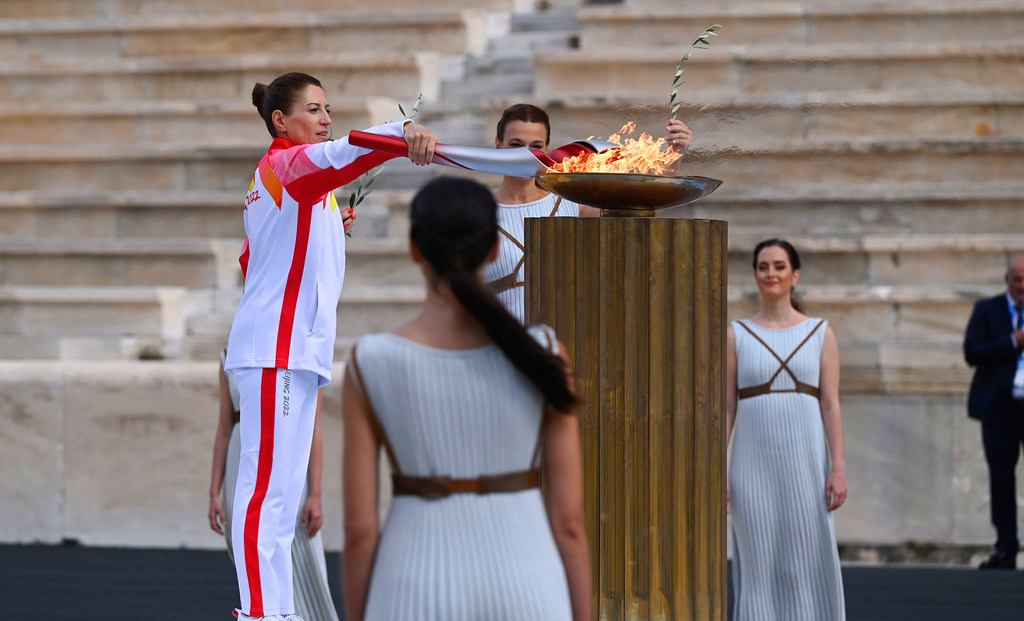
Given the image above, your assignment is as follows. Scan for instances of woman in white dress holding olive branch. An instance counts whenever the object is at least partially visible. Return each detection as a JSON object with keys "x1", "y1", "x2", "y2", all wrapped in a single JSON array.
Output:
[{"x1": 727, "y1": 238, "x2": 847, "y2": 621}]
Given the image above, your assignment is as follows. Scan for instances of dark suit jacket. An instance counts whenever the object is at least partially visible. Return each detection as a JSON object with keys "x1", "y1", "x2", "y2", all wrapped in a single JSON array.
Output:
[{"x1": 964, "y1": 293, "x2": 1022, "y2": 422}]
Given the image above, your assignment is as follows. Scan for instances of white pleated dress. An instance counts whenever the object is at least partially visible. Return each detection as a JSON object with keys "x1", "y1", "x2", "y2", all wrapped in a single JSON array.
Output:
[
  {"x1": 353, "y1": 330, "x2": 572, "y2": 621},
  {"x1": 485, "y1": 194, "x2": 580, "y2": 323},
  {"x1": 729, "y1": 319, "x2": 845, "y2": 621}
]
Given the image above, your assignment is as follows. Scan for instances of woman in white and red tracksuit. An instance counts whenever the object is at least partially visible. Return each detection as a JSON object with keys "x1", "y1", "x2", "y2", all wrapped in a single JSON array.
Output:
[{"x1": 223, "y1": 72, "x2": 437, "y2": 621}]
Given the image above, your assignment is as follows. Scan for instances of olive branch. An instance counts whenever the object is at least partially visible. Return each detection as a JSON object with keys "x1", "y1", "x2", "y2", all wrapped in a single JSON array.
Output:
[
  {"x1": 346, "y1": 92, "x2": 424, "y2": 214},
  {"x1": 670, "y1": 24, "x2": 721, "y2": 119}
]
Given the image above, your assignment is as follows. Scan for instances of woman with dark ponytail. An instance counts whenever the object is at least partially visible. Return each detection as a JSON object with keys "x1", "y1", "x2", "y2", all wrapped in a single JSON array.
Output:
[
  {"x1": 223, "y1": 71, "x2": 439, "y2": 621},
  {"x1": 726, "y1": 238, "x2": 848, "y2": 620},
  {"x1": 341, "y1": 177, "x2": 591, "y2": 621}
]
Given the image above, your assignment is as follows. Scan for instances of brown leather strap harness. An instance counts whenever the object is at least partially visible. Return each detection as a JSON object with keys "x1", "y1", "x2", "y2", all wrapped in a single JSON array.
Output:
[
  {"x1": 735, "y1": 319, "x2": 824, "y2": 400},
  {"x1": 348, "y1": 343, "x2": 545, "y2": 499},
  {"x1": 486, "y1": 197, "x2": 562, "y2": 294}
]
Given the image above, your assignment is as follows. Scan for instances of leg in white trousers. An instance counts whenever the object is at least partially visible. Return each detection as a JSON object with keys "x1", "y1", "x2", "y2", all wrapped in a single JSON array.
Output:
[{"x1": 230, "y1": 367, "x2": 319, "y2": 618}]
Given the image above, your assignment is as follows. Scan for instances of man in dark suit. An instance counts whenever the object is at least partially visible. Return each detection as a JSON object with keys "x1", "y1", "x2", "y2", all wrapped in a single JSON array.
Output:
[{"x1": 964, "y1": 254, "x2": 1024, "y2": 570}]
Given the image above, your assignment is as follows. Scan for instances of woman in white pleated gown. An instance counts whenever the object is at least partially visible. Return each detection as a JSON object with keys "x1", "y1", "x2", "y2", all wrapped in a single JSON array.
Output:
[
  {"x1": 341, "y1": 177, "x2": 592, "y2": 621},
  {"x1": 727, "y1": 239, "x2": 848, "y2": 621}
]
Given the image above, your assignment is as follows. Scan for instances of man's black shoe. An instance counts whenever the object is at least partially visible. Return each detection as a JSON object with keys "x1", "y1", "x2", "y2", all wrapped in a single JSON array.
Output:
[{"x1": 979, "y1": 550, "x2": 1017, "y2": 570}]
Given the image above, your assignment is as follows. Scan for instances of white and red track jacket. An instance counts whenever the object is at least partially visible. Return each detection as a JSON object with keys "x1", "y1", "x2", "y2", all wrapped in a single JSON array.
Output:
[{"x1": 224, "y1": 121, "x2": 408, "y2": 383}]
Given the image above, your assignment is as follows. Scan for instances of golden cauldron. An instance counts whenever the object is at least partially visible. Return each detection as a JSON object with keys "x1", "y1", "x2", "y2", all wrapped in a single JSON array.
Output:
[{"x1": 535, "y1": 172, "x2": 722, "y2": 217}]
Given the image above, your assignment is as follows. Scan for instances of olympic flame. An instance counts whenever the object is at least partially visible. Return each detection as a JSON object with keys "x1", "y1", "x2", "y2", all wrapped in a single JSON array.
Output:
[{"x1": 551, "y1": 122, "x2": 682, "y2": 175}]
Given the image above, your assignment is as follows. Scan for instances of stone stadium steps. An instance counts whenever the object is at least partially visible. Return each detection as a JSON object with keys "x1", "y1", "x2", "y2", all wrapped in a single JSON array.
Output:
[
  {"x1": 181, "y1": 282, "x2": 991, "y2": 377},
  {"x1": 514, "y1": 89, "x2": 1024, "y2": 148},
  {"x1": 668, "y1": 182, "x2": 1024, "y2": 236},
  {"x1": 831, "y1": 341, "x2": 969, "y2": 395},
  {"x1": 628, "y1": 0, "x2": 996, "y2": 8},
  {"x1": 729, "y1": 283, "x2": 982, "y2": 343},
  {"x1": 0, "y1": 238, "x2": 241, "y2": 288},
  {"x1": 5, "y1": 136, "x2": 1019, "y2": 193},
  {"x1": 0, "y1": 97, "x2": 396, "y2": 146},
  {"x1": 726, "y1": 234, "x2": 1024, "y2": 288},
  {"x1": 0, "y1": 143, "x2": 262, "y2": 192},
  {"x1": 0, "y1": 285, "x2": 192, "y2": 359},
  {"x1": 0, "y1": 51, "x2": 443, "y2": 103},
  {"x1": 534, "y1": 40, "x2": 1024, "y2": 97},
  {"x1": 0, "y1": 190, "x2": 245, "y2": 239},
  {"x1": 579, "y1": 1, "x2": 1024, "y2": 49},
  {"x1": 181, "y1": 283, "x2": 424, "y2": 362},
  {"x1": 683, "y1": 137, "x2": 1024, "y2": 192},
  {"x1": 0, "y1": 236, "x2": 424, "y2": 291},
  {"x1": 0, "y1": 188, "x2": 414, "y2": 240},
  {"x1": 0, "y1": 0, "x2": 519, "y2": 19},
  {"x1": 0, "y1": 10, "x2": 490, "y2": 61}
]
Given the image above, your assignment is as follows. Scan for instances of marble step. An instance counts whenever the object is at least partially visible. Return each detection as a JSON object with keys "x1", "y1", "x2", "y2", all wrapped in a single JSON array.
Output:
[
  {"x1": 2, "y1": 227, "x2": 1016, "y2": 294},
  {"x1": 183, "y1": 284, "x2": 425, "y2": 359},
  {"x1": 670, "y1": 182, "x2": 1024, "y2": 237},
  {"x1": 348, "y1": 233, "x2": 1024, "y2": 290},
  {"x1": 535, "y1": 40, "x2": 1024, "y2": 96},
  {"x1": 0, "y1": 189, "x2": 411, "y2": 240},
  {"x1": 4, "y1": 179, "x2": 1016, "y2": 244},
  {"x1": 0, "y1": 97, "x2": 396, "y2": 146},
  {"x1": 0, "y1": 238, "x2": 242, "y2": 288},
  {"x1": 0, "y1": 190, "x2": 247, "y2": 240},
  {"x1": 3, "y1": 136, "x2": 1019, "y2": 193},
  {"x1": 6, "y1": 88, "x2": 1017, "y2": 149},
  {"x1": 628, "y1": 0, "x2": 1003, "y2": 7},
  {"x1": 525, "y1": 90, "x2": 1024, "y2": 148},
  {"x1": 0, "y1": 51, "x2": 442, "y2": 104},
  {"x1": 378, "y1": 180, "x2": 1024, "y2": 241},
  {"x1": 0, "y1": 236, "x2": 424, "y2": 288},
  {"x1": 0, "y1": 353, "x2": 973, "y2": 550},
  {"x1": 0, "y1": 285, "x2": 192, "y2": 359},
  {"x1": 728, "y1": 284, "x2": 987, "y2": 346},
  {"x1": 726, "y1": 234, "x2": 1024, "y2": 288},
  {"x1": 0, "y1": 280, "x2": 987, "y2": 379},
  {"x1": 580, "y1": 1, "x2": 1024, "y2": 49},
  {"x1": 0, "y1": 0, "x2": 517, "y2": 19},
  {"x1": 349, "y1": 233, "x2": 1023, "y2": 291},
  {"x1": 1, "y1": 10, "x2": 489, "y2": 61},
  {"x1": 681, "y1": 137, "x2": 1024, "y2": 194}
]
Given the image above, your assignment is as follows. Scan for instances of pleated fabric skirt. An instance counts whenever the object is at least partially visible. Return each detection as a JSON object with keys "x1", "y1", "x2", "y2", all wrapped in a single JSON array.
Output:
[
  {"x1": 728, "y1": 394, "x2": 845, "y2": 621},
  {"x1": 364, "y1": 490, "x2": 572, "y2": 621},
  {"x1": 223, "y1": 424, "x2": 341, "y2": 621}
]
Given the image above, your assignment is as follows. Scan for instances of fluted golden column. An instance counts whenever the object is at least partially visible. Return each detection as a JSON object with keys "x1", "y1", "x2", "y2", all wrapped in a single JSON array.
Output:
[{"x1": 525, "y1": 216, "x2": 727, "y2": 621}]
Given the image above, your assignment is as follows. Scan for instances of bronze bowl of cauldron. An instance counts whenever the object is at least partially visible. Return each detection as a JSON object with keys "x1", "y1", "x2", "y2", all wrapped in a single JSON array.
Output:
[{"x1": 535, "y1": 172, "x2": 722, "y2": 217}]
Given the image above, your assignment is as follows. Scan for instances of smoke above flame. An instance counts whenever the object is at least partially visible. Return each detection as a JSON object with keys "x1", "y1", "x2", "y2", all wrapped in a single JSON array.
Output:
[{"x1": 551, "y1": 122, "x2": 682, "y2": 175}]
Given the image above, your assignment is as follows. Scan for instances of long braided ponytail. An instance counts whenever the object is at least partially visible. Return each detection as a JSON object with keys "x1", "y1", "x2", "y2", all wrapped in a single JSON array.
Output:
[{"x1": 410, "y1": 177, "x2": 578, "y2": 413}]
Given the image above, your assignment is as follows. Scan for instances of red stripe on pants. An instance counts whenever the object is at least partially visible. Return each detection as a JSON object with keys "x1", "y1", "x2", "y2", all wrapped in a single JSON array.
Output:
[{"x1": 243, "y1": 367, "x2": 277, "y2": 617}]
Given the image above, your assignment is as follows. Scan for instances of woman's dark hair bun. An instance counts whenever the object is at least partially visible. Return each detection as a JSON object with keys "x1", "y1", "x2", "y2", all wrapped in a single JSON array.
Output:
[
  {"x1": 252, "y1": 73, "x2": 322, "y2": 138},
  {"x1": 251, "y1": 83, "x2": 268, "y2": 115}
]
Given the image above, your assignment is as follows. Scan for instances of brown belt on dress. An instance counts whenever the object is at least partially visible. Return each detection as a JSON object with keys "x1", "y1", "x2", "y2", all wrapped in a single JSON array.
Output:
[
  {"x1": 737, "y1": 382, "x2": 820, "y2": 400},
  {"x1": 486, "y1": 271, "x2": 521, "y2": 294},
  {"x1": 392, "y1": 468, "x2": 540, "y2": 499}
]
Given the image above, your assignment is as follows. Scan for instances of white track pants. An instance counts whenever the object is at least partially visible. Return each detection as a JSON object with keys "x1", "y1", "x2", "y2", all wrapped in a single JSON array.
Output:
[{"x1": 230, "y1": 367, "x2": 319, "y2": 618}]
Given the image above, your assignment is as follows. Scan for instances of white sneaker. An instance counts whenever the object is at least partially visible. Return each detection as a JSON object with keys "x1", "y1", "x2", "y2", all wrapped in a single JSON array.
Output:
[{"x1": 233, "y1": 612, "x2": 297, "y2": 621}]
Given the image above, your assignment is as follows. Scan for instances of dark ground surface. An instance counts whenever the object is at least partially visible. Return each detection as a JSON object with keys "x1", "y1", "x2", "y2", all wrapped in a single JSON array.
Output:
[{"x1": 3, "y1": 544, "x2": 1024, "y2": 620}]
